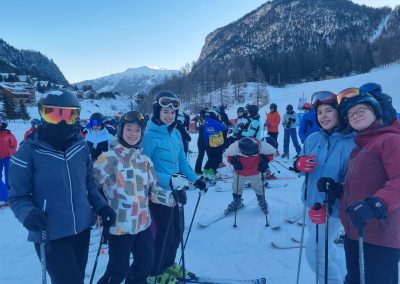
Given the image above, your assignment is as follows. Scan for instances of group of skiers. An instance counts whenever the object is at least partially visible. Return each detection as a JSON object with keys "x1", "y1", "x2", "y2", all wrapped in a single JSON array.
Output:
[{"x1": 3, "y1": 80, "x2": 400, "y2": 284}]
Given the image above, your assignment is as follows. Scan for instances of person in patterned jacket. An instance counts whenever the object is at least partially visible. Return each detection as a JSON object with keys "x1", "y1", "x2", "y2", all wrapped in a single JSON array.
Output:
[{"x1": 93, "y1": 111, "x2": 176, "y2": 284}]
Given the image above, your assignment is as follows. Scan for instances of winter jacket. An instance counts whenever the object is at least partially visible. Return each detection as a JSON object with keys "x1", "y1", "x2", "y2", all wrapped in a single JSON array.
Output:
[
  {"x1": 93, "y1": 139, "x2": 175, "y2": 236},
  {"x1": 241, "y1": 115, "x2": 261, "y2": 138},
  {"x1": 224, "y1": 138, "x2": 276, "y2": 176},
  {"x1": 300, "y1": 128, "x2": 356, "y2": 218},
  {"x1": 340, "y1": 120, "x2": 400, "y2": 248},
  {"x1": 142, "y1": 119, "x2": 198, "y2": 192},
  {"x1": 264, "y1": 111, "x2": 281, "y2": 133},
  {"x1": 203, "y1": 117, "x2": 227, "y2": 148},
  {"x1": 9, "y1": 133, "x2": 107, "y2": 243},
  {"x1": 176, "y1": 122, "x2": 191, "y2": 153},
  {"x1": 0, "y1": 130, "x2": 17, "y2": 158},
  {"x1": 23, "y1": 127, "x2": 35, "y2": 141},
  {"x1": 85, "y1": 128, "x2": 114, "y2": 161},
  {"x1": 298, "y1": 109, "x2": 320, "y2": 143},
  {"x1": 282, "y1": 112, "x2": 297, "y2": 129}
]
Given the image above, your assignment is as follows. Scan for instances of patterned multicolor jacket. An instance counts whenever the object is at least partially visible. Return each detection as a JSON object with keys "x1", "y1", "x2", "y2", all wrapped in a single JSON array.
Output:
[{"x1": 93, "y1": 139, "x2": 175, "y2": 236}]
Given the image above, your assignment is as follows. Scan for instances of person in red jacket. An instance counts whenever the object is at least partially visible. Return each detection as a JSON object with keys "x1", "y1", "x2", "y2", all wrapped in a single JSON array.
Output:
[
  {"x1": 335, "y1": 88, "x2": 400, "y2": 284},
  {"x1": 223, "y1": 137, "x2": 276, "y2": 215},
  {"x1": 0, "y1": 118, "x2": 17, "y2": 204},
  {"x1": 23, "y1": 119, "x2": 41, "y2": 141}
]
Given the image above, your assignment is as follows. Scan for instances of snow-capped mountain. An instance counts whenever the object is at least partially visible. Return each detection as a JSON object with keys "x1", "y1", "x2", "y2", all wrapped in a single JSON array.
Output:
[{"x1": 74, "y1": 66, "x2": 179, "y2": 97}]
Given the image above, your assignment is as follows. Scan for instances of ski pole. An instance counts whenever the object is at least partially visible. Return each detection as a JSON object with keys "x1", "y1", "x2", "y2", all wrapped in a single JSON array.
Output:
[
  {"x1": 358, "y1": 228, "x2": 365, "y2": 284},
  {"x1": 324, "y1": 189, "x2": 330, "y2": 284},
  {"x1": 296, "y1": 173, "x2": 309, "y2": 284},
  {"x1": 179, "y1": 192, "x2": 202, "y2": 265},
  {"x1": 89, "y1": 233, "x2": 105, "y2": 284},
  {"x1": 269, "y1": 162, "x2": 281, "y2": 174},
  {"x1": 177, "y1": 198, "x2": 186, "y2": 284},
  {"x1": 313, "y1": 202, "x2": 322, "y2": 284},
  {"x1": 261, "y1": 172, "x2": 269, "y2": 227},
  {"x1": 272, "y1": 160, "x2": 301, "y2": 177},
  {"x1": 233, "y1": 173, "x2": 240, "y2": 228},
  {"x1": 41, "y1": 199, "x2": 47, "y2": 284}
]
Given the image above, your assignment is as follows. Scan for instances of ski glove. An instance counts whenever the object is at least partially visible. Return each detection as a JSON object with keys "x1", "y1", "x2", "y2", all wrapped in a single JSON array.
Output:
[
  {"x1": 23, "y1": 208, "x2": 48, "y2": 232},
  {"x1": 258, "y1": 155, "x2": 270, "y2": 173},
  {"x1": 294, "y1": 155, "x2": 318, "y2": 173},
  {"x1": 193, "y1": 178, "x2": 208, "y2": 193},
  {"x1": 317, "y1": 177, "x2": 343, "y2": 207},
  {"x1": 231, "y1": 156, "x2": 243, "y2": 171},
  {"x1": 308, "y1": 203, "x2": 326, "y2": 224},
  {"x1": 346, "y1": 197, "x2": 388, "y2": 229}
]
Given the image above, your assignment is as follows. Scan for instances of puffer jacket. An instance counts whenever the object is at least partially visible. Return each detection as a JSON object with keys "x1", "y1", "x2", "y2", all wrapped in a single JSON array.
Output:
[
  {"x1": 264, "y1": 111, "x2": 281, "y2": 133},
  {"x1": 9, "y1": 133, "x2": 107, "y2": 243},
  {"x1": 298, "y1": 109, "x2": 320, "y2": 143},
  {"x1": 300, "y1": 128, "x2": 356, "y2": 217},
  {"x1": 93, "y1": 139, "x2": 175, "y2": 235},
  {"x1": 0, "y1": 129, "x2": 17, "y2": 158},
  {"x1": 340, "y1": 120, "x2": 400, "y2": 248},
  {"x1": 142, "y1": 119, "x2": 197, "y2": 192},
  {"x1": 242, "y1": 115, "x2": 261, "y2": 138}
]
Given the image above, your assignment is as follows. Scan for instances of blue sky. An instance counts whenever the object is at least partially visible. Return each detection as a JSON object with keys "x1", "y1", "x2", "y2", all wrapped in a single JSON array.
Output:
[{"x1": 1, "y1": 0, "x2": 399, "y2": 83}]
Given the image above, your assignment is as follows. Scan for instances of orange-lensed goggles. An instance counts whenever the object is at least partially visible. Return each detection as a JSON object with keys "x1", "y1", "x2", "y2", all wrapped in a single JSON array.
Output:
[
  {"x1": 39, "y1": 105, "x2": 80, "y2": 125},
  {"x1": 158, "y1": 96, "x2": 181, "y2": 109},
  {"x1": 336, "y1": 88, "x2": 360, "y2": 105}
]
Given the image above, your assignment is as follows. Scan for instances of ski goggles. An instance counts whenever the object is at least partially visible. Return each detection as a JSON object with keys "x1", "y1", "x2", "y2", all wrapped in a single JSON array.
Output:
[
  {"x1": 336, "y1": 88, "x2": 360, "y2": 105},
  {"x1": 89, "y1": 119, "x2": 103, "y2": 127},
  {"x1": 157, "y1": 96, "x2": 181, "y2": 109},
  {"x1": 39, "y1": 105, "x2": 80, "y2": 125},
  {"x1": 123, "y1": 111, "x2": 146, "y2": 127},
  {"x1": 311, "y1": 91, "x2": 337, "y2": 106}
]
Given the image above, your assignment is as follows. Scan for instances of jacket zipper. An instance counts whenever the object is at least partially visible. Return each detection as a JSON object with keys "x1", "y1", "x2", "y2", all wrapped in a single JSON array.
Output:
[{"x1": 64, "y1": 153, "x2": 77, "y2": 234}]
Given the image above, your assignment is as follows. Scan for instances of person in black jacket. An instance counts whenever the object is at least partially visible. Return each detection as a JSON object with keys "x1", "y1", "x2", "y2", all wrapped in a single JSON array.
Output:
[
  {"x1": 194, "y1": 109, "x2": 207, "y2": 175},
  {"x1": 176, "y1": 113, "x2": 191, "y2": 154},
  {"x1": 9, "y1": 90, "x2": 115, "y2": 284}
]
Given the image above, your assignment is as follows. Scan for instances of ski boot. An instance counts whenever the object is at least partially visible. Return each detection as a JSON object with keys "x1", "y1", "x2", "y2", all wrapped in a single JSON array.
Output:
[
  {"x1": 147, "y1": 273, "x2": 178, "y2": 284},
  {"x1": 256, "y1": 195, "x2": 268, "y2": 214},
  {"x1": 164, "y1": 263, "x2": 197, "y2": 281},
  {"x1": 224, "y1": 193, "x2": 244, "y2": 215}
]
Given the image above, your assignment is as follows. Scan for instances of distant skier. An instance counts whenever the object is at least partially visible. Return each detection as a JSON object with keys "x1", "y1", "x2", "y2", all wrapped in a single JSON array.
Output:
[
  {"x1": 241, "y1": 104, "x2": 261, "y2": 138},
  {"x1": 9, "y1": 90, "x2": 115, "y2": 284},
  {"x1": 176, "y1": 113, "x2": 191, "y2": 155},
  {"x1": 298, "y1": 103, "x2": 319, "y2": 143},
  {"x1": 264, "y1": 103, "x2": 281, "y2": 154},
  {"x1": 23, "y1": 118, "x2": 42, "y2": 141},
  {"x1": 85, "y1": 112, "x2": 114, "y2": 161},
  {"x1": 281, "y1": 104, "x2": 301, "y2": 158}
]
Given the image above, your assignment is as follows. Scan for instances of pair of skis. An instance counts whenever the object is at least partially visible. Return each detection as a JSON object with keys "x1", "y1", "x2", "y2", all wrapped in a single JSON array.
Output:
[{"x1": 184, "y1": 276, "x2": 266, "y2": 284}]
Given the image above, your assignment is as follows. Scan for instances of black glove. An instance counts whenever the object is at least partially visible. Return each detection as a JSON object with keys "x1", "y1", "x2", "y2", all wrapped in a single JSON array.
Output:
[
  {"x1": 258, "y1": 155, "x2": 270, "y2": 173},
  {"x1": 317, "y1": 177, "x2": 343, "y2": 208},
  {"x1": 23, "y1": 208, "x2": 48, "y2": 232},
  {"x1": 193, "y1": 178, "x2": 208, "y2": 193},
  {"x1": 346, "y1": 197, "x2": 388, "y2": 229},
  {"x1": 98, "y1": 206, "x2": 116, "y2": 241},
  {"x1": 172, "y1": 189, "x2": 187, "y2": 205},
  {"x1": 231, "y1": 156, "x2": 243, "y2": 171},
  {"x1": 289, "y1": 118, "x2": 296, "y2": 123}
]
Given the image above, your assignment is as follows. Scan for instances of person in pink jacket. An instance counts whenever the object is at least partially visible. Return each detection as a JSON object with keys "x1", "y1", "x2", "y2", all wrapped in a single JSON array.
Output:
[
  {"x1": 0, "y1": 118, "x2": 17, "y2": 204},
  {"x1": 336, "y1": 88, "x2": 400, "y2": 284}
]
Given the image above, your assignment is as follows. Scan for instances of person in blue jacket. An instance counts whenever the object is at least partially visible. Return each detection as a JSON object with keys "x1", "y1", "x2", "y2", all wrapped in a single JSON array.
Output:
[
  {"x1": 292, "y1": 91, "x2": 355, "y2": 284},
  {"x1": 8, "y1": 90, "x2": 115, "y2": 284},
  {"x1": 298, "y1": 102, "x2": 320, "y2": 143},
  {"x1": 142, "y1": 90, "x2": 207, "y2": 284}
]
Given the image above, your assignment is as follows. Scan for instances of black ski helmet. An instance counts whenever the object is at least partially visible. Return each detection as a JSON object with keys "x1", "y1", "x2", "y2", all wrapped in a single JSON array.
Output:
[
  {"x1": 152, "y1": 90, "x2": 180, "y2": 119},
  {"x1": 338, "y1": 88, "x2": 382, "y2": 120},
  {"x1": 246, "y1": 104, "x2": 259, "y2": 118},
  {"x1": 117, "y1": 110, "x2": 147, "y2": 141},
  {"x1": 238, "y1": 137, "x2": 259, "y2": 156},
  {"x1": 38, "y1": 89, "x2": 80, "y2": 125},
  {"x1": 208, "y1": 106, "x2": 221, "y2": 120},
  {"x1": 270, "y1": 103, "x2": 277, "y2": 111},
  {"x1": 90, "y1": 112, "x2": 105, "y2": 121},
  {"x1": 237, "y1": 107, "x2": 245, "y2": 114},
  {"x1": 286, "y1": 104, "x2": 293, "y2": 112}
]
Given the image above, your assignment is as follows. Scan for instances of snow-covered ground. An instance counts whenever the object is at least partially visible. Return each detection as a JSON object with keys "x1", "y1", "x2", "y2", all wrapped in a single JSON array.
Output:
[{"x1": 1, "y1": 63, "x2": 400, "y2": 283}]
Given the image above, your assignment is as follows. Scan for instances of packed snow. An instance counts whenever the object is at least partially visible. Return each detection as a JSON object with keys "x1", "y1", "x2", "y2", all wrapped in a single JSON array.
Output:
[{"x1": 0, "y1": 63, "x2": 399, "y2": 283}]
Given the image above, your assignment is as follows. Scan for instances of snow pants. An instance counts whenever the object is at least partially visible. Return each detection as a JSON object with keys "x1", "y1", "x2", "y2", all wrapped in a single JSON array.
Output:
[
  {"x1": 232, "y1": 173, "x2": 263, "y2": 196},
  {"x1": 204, "y1": 145, "x2": 224, "y2": 172},
  {"x1": 344, "y1": 235, "x2": 400, "y2": 284},
  {"x1": 149, "y1": 203, "x2": 183, "y2": 276},
  {"x1": 305, "y1": 216, "x2": 346, "y2": 284},
  {"x1": 34, "y1": 228, "x2": 90, "y2": 284},
  {"x1": 283, "y1": 128, "x2": 301, "y2": 156},
  {"x1": 98, "y1": 228, "x2": 154, "y2": 284},
  {"x1": 195, "y1": 138, "x2": 206, "y2": 174},
  {"x1": 267, "y1": 131, "x2": 279, "y2": 148}
]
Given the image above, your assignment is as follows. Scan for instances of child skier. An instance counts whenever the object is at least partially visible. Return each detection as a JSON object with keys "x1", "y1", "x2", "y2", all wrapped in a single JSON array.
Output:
[{"x1": 224, "y1": 137, "x2": 276, "y2": 215}]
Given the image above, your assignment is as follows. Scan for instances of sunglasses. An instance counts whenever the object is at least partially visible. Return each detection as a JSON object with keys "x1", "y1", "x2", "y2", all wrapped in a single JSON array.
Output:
[
  {"x1": 90, "y1": 119, "x2": 103, "y2": 127},
  {"x1": 157, "y1": 96, "x2": 181, "y2": 109},
  {"x1": 39, "y1": 105, "x2": 80, "y2": 125},
  {"x1": 336, "y1": 88, "x2": 360, "y2": 105},
  {"x1": 311, "y1": 91, "x2": 337, "y2": 106},
  {"x1": 123, "y1": 111, "x2": 146, "y2": 127}
]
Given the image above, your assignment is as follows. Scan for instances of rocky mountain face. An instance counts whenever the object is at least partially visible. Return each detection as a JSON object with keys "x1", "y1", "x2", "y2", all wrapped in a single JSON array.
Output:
[
  {"x1": 74, "y1": 66, "x2": 179, "y2": 97},
  {"x1": 0, "y1": 39, "x2": 68, "y2": 85}
]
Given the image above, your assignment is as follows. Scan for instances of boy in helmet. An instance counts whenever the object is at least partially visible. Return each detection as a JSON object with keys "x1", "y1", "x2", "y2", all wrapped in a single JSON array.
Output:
[
  {"x1": 241, "y1": 104, "x2": 261, "y2": 138},
  {"x1": 282, "y1": 104, "x2": 301, "y2": 158},
  {"x1": 9, "y1": 90, "x2": 115, "y2": 284},
  {"x1": 85, "y1": 112, "x2": 114, "y2": 161},
  {"x1": 0, "y1": 118, "x2": 17, "y2": 205},
  {"x1": 224, "y1": 137, "x2": 276, "y2": 215}
]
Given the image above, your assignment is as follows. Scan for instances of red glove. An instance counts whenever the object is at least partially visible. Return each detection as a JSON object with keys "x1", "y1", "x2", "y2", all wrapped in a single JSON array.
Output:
[
  {"x1": 294, "y1": 155, "x2": 318, "y2": 173},
  {"x1": 308, "y1": 203, "x2": 326, "y2": 224}
]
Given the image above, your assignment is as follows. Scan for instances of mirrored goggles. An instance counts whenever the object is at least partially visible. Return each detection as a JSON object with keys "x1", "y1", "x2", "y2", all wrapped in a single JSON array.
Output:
[
  {"x1": 311, "y1": 91, "x2": 337, "y2": 106},
  {"x1": 123, "y1": 111, "x2": 146, "y2": 127},
  {"x1": 39, "y1": 105, "x2": 80, "y2": 125},
  {"x1": 336, "y1": 88, "x2": 360, "y2": 105},
  {"x1": 158, "y1": 96, "x2": 181, "y2": 109},
  {"x1": 89, "y1": 119, "x2": 103, "y2": 127}
]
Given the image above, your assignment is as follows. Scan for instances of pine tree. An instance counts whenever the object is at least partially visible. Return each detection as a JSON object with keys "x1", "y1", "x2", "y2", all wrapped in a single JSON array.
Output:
[
  {"x1": 2, "y1": 95, "x2": 18, "y2": 120},
  {"x1": 18, "y1": 100, "x2": 31, "y2": 121}
]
